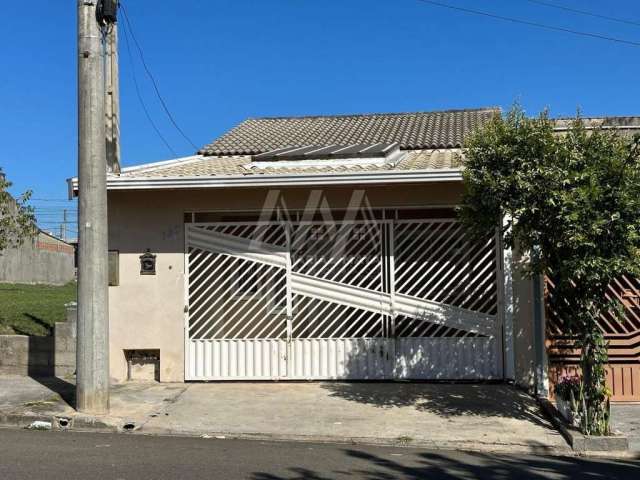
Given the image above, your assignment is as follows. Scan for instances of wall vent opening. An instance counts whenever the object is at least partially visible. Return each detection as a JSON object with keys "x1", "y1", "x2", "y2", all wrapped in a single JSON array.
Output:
[{"x1": 124, "y1": 349, "x2": 160, "y2": 382}]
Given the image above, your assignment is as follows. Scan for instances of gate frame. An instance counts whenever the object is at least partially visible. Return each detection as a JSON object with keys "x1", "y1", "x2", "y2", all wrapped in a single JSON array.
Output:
[{"x1": 183, "y1": 213, "x2": 511, "y2": 381}]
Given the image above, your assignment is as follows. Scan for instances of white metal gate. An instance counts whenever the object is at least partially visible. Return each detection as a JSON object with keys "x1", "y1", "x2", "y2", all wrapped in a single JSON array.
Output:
[{"x1": 185, "y1": 219, "x2": 502, "y2": 380}]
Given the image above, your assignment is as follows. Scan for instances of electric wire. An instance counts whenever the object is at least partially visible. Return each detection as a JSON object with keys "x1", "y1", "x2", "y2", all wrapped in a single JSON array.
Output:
[
  {"x1": 120, "y1": 10, "x2": 178, "y2": 157},
  {"x1": 413, "y1": 0, "x2": 640, "y2": 47},
  {"x1": 30, "y1": 198, "x2": 77, "y2": 202},
  {"x1": 119, "y1": 2, "x2": 198, "y2": 151},
  {"x1": 523, "y1": 0, "x2": 640, "y2": 28}
]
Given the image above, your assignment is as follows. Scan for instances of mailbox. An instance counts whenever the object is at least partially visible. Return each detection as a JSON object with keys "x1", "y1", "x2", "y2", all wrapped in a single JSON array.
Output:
[{"x1": 140, "y1": 249, "x2": 156, "y2": 275}]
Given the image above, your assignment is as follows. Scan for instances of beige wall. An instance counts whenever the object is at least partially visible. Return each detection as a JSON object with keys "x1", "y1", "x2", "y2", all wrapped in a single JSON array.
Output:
[{"x1": 107, "y1": 183, "x2": 463, "y2": 382}]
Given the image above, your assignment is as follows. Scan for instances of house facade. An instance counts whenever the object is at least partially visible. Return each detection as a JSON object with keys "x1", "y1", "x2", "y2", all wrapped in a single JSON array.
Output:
[{"x1": 70, "y1": 108, "x2": 545, "y2": 388}]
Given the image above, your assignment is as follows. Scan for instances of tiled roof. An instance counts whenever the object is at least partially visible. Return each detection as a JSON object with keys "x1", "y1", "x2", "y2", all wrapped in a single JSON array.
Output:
[
  {"x1": 118, "y1": 149, "x2": 463, "y2": 178},
  {"x1": 198, "y1": 108, "x2": 499, "y2": 156}
]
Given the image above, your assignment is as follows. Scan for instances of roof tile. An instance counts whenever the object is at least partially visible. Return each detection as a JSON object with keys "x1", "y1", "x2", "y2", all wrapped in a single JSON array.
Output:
[
  {"x1": 119, "y1": 149, "x2": 464, "y2": 178},
  {"x1": 198, "y1": 108, "x2": 499, "y2": 156}
]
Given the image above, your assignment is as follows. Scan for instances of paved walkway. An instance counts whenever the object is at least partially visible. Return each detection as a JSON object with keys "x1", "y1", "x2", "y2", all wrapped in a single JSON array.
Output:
[
  {"x1": 612, "y1": 404, "x2": 640, "y2": 452},
  {"x1": 0, "y1": 376, "x2": 569, "y2": 454}
]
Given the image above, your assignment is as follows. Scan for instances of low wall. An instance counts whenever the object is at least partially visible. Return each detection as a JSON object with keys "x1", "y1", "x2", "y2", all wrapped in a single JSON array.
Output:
[
  {"x1": 0, "y1": 234, "x2": 75, "y2": 285},
  {"x1": 0, "y1": 335, "x2": 54, "y2": 376},
  {"x1": 0, "y1": 304, "x2": 76, "y2": 377}
]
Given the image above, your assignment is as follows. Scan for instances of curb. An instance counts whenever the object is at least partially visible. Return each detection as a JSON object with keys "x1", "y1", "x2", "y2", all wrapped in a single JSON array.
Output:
[
  {"x1": 1, "y1": 410, "x2": 572, "y2": 456},
  {"x1": 537, "y1": 397, "x2": 629, "y2": 453},
  {"x1": 0, "y1": 411, "x2": 120, "y2": 433},
  {"x1": 136, "y1": 426, "x2": 574, "y2": 456}
]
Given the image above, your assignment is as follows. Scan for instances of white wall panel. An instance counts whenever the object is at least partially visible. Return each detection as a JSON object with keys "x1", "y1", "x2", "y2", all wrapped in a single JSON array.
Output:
[
  {"x1": 394, "y1": 337, "x2": 499, "y2": 380},
  {"x1": 187, "y1": 339, "x2": 287, "y2": 380},
  {"x1": 288, "y1": 338, "x2": 394, "y2": 380}
]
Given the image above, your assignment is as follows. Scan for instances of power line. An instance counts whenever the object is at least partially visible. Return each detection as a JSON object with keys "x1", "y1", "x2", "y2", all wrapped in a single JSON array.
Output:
[
  {"x1": 413, "y1": 0, "x2": 640, "y2": 47},
  {"x1": 120, "y1": 2, "x2": 199, "y2": 151},
  {"x1": 30, "y1": 198, "x2": 76, "y2": 202},
  {"x1": 38, "y1": 218, "x2": 77, "y2": 222},
  {"x1": 120, "y1": 10, "x2": 178, "y2": 157},
  {"x1": 32, "y1": 210, "x2": 74, "y2": 214},
  {"x1": 32, "y1": 211, "x2": 76, "y2": 214},
  {"x1": 524, "y1": 0, "x2": 640, "y2": 28},
  {"x1": 33, "y1": 209, "x2": 78, "y2": 212},
  {"x1": 33, "y1": 205, "x2": 78, "y2": 212}
]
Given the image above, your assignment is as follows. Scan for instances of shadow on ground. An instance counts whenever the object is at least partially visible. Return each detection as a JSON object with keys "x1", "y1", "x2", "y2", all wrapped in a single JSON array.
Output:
[
  {"x1": 30, "y1": 376, "x2": 75, "y2": 408},
  {"x1": 321, "y1": 382, "x2": 550, "y2": 428},
  {"x1": 11, "y1": 314, "x2": 54, "y2": 336},
  {"x1": 251, "y1": 447, "x2": 640, "y2": 480}
]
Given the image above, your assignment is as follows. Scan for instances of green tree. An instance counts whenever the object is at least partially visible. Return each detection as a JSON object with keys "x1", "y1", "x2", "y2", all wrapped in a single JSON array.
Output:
[
  {"x1": 0, "y1": 169, "x2": 37, "y2": 251},
  {"x1": 459, "y1": 106, "x2": 640, "y2": 435}
]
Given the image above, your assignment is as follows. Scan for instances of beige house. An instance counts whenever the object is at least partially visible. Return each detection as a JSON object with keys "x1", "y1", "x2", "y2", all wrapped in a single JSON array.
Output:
[{"x1": 69, "y1": 108, "x2": 544, "y2": 390}]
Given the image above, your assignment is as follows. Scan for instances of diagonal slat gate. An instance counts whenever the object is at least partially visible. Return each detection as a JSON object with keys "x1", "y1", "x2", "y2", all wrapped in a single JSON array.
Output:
[{"x1": 185, "y1": 219, "x2": 502, "y2": 380}]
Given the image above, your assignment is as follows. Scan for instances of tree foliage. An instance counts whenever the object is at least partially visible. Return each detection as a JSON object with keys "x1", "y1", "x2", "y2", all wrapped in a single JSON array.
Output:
[
  {"x1": 459, "y1": 106, "x2": 640, "y2": 435},
  {"x1": 0, "y1": 169, "x2": 37, "y2": 251}
]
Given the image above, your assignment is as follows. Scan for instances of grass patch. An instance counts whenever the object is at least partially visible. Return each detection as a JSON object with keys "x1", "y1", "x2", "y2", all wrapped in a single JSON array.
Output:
[
  {"x1": 23, "y1": 395, "x2": 60, "y2": 408},
  {"x1": 0, "y1": 282, "x2": 76, "y2": 336}
]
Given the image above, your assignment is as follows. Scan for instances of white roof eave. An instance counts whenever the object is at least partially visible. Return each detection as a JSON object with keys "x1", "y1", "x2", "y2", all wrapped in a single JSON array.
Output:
[{"x1": 67, "y1": 168, "x2": 463, "y2": 198}]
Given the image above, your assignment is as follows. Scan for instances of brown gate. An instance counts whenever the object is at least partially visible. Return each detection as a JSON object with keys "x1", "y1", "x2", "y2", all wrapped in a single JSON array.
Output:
[{"x1": 547, "y1": 275, "x2": 640, "y2": 403}]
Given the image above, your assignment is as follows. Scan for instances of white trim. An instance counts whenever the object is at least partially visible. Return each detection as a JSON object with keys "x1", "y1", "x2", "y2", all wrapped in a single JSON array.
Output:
[
  {"x1": 245, "y1": 150, "x2": 406, "y2": 170},
  {"x1": 183, "y1": 223, "x2": 190, "y2": 382},
  {"x1": 184, "y1": 204, "x2": 461, "y2": 215},
  {"x1": 246, "y1": 157, "x2": 387, "y2": 169},
  {"x1": 68, "y1": 169, "x2": 463, "y2": 196}
]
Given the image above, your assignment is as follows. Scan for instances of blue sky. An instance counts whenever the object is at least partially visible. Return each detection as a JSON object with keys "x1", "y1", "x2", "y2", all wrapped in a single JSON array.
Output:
[{"x1": 1, "y1": 0, "x2": 640, "y2": 236}]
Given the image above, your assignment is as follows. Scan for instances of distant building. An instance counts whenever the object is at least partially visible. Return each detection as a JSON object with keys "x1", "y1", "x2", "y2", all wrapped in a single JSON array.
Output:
[{"x1": 0, "y1": 229, "x2": 75, "y2": 285}]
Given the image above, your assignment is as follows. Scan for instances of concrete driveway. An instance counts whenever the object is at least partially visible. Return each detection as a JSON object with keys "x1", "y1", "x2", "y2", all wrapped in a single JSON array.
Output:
[{"x1": 142, "y1": 382, "x2": 568, "y2": 453}]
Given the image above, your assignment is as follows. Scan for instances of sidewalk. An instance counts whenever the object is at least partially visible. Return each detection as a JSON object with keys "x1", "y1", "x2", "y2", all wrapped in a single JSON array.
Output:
[
  {"x1": 0, "y1": 375, "x2": 187, "y2": 431},
  {"x1": 0, "y1": 376, "x2": 570, "y2": 454},
  {"x1": 612, "y1": 404, "x2": 640, "y2": 452}
]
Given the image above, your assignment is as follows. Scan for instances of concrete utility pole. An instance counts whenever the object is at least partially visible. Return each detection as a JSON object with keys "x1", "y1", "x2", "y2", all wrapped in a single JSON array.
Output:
[
  {"x1": 77, "y1": 0, "x2": 110, "y2": 414},
  {"x1": 105, "y1": 22, "x2": 121, "y2": 174},
  {"x1": 60, "y1": 209, "x2": 68, "y2": 242}
]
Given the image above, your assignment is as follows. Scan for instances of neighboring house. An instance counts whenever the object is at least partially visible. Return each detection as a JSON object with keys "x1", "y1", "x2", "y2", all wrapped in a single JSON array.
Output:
[
  {"x1": 546, "y1": 116, "x2": 640, "y2": 402},
  {"x1": 547, "y1": 275, "x2": 640, "y2": 402},
  {"x1": 0, "y1": 228, "x2": 75, "y2": 286},
  {"x1": 67, "y1": 107, "x2": 637, "y2": 397}
]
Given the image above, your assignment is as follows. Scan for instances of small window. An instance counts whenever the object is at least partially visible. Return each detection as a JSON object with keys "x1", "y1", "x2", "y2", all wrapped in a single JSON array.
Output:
[{"x1": 108, "y1": 250, "x2": 119, "y2": 286}]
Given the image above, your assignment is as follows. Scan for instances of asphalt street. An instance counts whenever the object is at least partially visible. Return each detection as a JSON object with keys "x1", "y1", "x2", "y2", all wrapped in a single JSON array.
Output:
[{"x1": 0, "y1": 428, "x2": 638, "y2": 479}]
